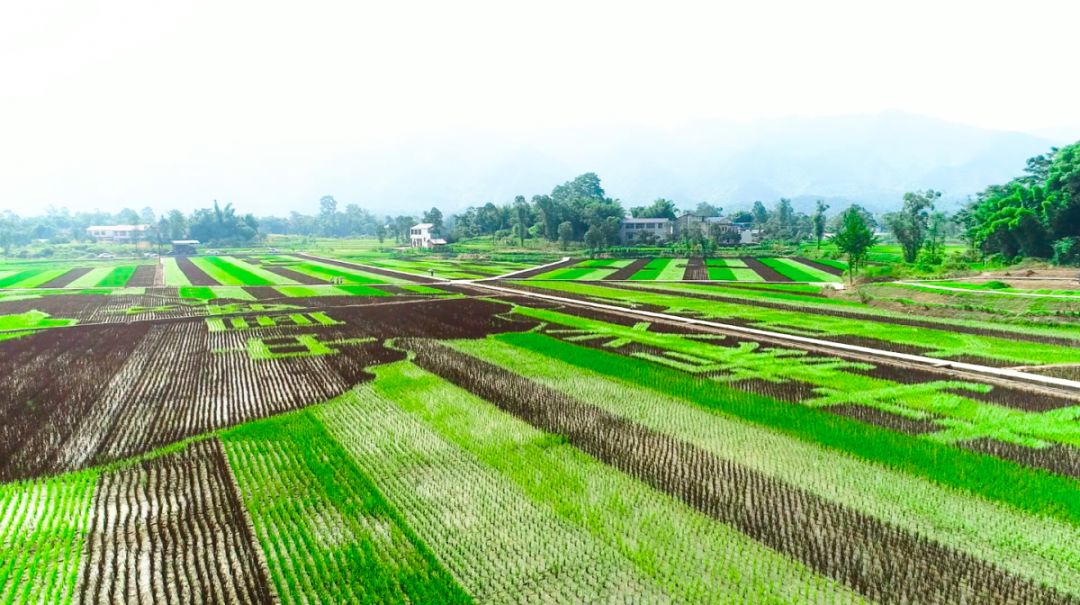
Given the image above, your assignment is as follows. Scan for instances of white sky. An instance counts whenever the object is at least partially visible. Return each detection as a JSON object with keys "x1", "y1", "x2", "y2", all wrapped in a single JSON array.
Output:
[{"x1": 1, "y1": 0, "x2": 1078, "y2": 214}]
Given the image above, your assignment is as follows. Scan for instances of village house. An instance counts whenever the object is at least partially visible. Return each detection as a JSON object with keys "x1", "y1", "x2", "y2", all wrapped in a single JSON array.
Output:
[
  {"x1": 618, "y1": 213, "x2": 757, "y2": 245},
  {"x1": 409, "y1": 223, "x2": 447, "y2": 249},
  {"x1": 618, "y1": 218, "x2": 674, "y2": 244},
  {"x1": 86, "y1": 224, "x2": 150, "y2": 242}
]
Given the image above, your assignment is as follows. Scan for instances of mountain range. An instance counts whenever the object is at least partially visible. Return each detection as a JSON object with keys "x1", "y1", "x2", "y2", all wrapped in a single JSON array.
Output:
[{"x1": 315, "y1": 111, "x2": 1068, "y2": 216}]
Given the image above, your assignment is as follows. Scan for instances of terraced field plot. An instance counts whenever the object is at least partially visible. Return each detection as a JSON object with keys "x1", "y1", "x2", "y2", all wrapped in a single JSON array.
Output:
[
  {"x1": 1, "y1": 261, "x2": 1077, "y2": 605},
  {"x1": 0, "y1": 261, "x2": 157, "y2": 289},
  {"x1": 527, "y1": 256, "x2": 845, "y2": 282},
  {"x1": 332, "y1": 255, "x2": 538, "y2": 279}
]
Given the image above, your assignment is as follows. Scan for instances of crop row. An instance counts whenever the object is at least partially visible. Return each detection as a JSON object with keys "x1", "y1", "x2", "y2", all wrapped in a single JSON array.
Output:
[
  {"x1": 449, "y1": 335, "x2": 1080, "y2": 596},
  {"x1": 0, "y1": 297, "x2": 533, "y2": 482},
  {"x1": 367, "y1": 358, "x2": 866, "y2": 603},
  {"x1": 76, "y1": 439, "x2": 273, "y2": 605},
  {"x1": 493, "y1": 329, "x2": 1080, "y2": 522},
  {"x1": 0, "y1": 472, "x2": 95, "y2": 604},
  {"x1": 221, "y1": 410, "x2": 469, "y2": 604},
  {"x1": 316, "y1": 385, "x2": 665, "y2": 602},
  {"x1": 406, "y1": 337, "x2": 1075, "y2": 604}
]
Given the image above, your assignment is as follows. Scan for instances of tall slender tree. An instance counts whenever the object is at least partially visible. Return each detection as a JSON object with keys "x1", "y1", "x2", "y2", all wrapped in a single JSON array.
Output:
[{"x1": 832, "y1": 206, "x2": 878, "y2": 283}]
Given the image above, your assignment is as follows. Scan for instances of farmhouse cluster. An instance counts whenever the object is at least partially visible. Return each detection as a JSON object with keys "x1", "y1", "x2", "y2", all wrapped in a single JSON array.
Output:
[
  {"x1": 407, "y1": 212, "x2": 757, "y2": 249},
  {"x1": 618, "y1": 213, "x2": 757, "y2": 245}
]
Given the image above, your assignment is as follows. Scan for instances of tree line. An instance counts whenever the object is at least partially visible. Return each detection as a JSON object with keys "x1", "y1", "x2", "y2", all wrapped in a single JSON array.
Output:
[{"x1": 960, "y1": 141, "x2": 1080, "y2": 264}]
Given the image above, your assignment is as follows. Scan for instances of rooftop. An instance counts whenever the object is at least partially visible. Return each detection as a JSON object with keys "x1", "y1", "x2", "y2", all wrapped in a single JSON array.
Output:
[
  {"x1": 412, "y1": 223, "x2": 434, "y2": 229},
  {"x1": 87, "y1": 224, "x2": 150, "y2": 231}
]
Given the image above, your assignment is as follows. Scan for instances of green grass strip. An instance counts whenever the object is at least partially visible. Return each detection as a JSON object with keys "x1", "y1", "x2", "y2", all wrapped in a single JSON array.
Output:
[
  {"x1": 0, "y1": 310, "x2": 75, "y2": 332},
  {"x1": 532, "y1": 267, "x2": 612, "y2": 280},
  {"x1": 706, "y1": 266, "x2": 736, "y2": 280},
  {"x1": 274, "y1": 286, "x2": 321, "y2": 298},
  {"x1": 94, "y1": 266, "x2": 138, "y2": 287},
  {"x1": 290, "y1": 261, "x2": 396, "y2": 285},
  {"x1": 656, "y1": 259, "x2": 688, "y2": 280},
  {"x1": 814, "y1": 258, "x2": 848, "y2": 271},
  {"x1": 730, "y1": 267, "x2": 765, "y2": 281},
  {"x1": 178, "y1": 286, "x2": 216, "y2": 300},
  {"x1": 0, "y1": 270, "x2": 42, "y2": 288},
  {"x1": 160, "y1": 258, "x2": 191, "y2": 287},
  {"x1": 222, "y1": 411, "x2": 471, "y2": 604},
  {"x1": 776, "y1": 258, "x2": 840, "y2": 282},
  {"x1": 497, "y1": 331, "x2": 1080, "y2": 524},
  {"x1": 759, "y1": 257, "x2": 827, "y2": 282},
  {"x1": 194, "y1": 257, "x2": 274, "y2": 286},
  {"x1": 401, "y1": 285, "x2": 447, "y2": 295},
  {"x1": 178, "y1": 286, "x2": 255, "y2": 301},
  {"x1": 628, "y1": 258, "x2": 671, "y2": 280},
  {"x1": 576, "y1": 259, "x2": 632, "y2": 268},
  {"x1": 334, "y1": 285, "x2": 391, "y2": 297},
  {"x1": 5, "y1": 270, "x2": 67, "y2": 289},
  {"x1": 221, "y1": 256, "x2": 300, "y2": 286},
  {"x1": 65, "y1": 267, "x2": 116, "y2": 289}
]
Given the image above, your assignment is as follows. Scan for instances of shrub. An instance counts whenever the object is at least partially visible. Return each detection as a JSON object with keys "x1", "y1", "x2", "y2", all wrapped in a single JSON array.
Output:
[{"x1": 1052, "y1": 236, "x2": 1080, "y2": 266}]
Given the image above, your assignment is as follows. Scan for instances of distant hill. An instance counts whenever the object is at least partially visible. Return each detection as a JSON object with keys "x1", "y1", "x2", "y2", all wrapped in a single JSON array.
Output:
[{"x1": 328, "y1": 111, "x2": 1063, "y2": 216}]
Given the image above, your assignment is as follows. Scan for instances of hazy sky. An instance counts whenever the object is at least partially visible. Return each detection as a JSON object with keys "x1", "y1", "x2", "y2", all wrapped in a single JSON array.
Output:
[{"x1": 2, "y1": 0, "x2": 1078, "y2": 215}]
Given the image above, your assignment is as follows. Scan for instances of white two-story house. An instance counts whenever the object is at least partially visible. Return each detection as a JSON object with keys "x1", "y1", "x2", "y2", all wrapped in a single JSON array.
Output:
[{"x1": 409, "y1": 223, "x2": 447, "y2": 249}]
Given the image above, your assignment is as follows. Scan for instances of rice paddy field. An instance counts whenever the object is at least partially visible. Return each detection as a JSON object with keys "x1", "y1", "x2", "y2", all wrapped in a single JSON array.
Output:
[
  {"x1": 0, "y1": 260, "x2": 158, "y2": 289},
  {"x1": 1, "y1": 250, "x2": 1078, "y2": 604},
  {"x1": 527, "y1": 256, "x2": 846, "y2": 282}
]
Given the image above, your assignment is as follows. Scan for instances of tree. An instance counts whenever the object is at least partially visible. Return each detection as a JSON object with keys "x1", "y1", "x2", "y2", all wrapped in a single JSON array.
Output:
[
  {"x1": 885, "y1": 190, "x2": 940, "y2": 263},
  {"x1": 139, "y1": 207, "x2": 156, "y2": 226},
  {"x1": 0, "y1": 227, "x2": 13, "y2": 255},
  {"x1": 117, "y1": 208, "x2": 140, "y2": 225},
  {"x1": 827, "y1": 204, "x2": 876, "y2": 233},
  {"x1": 557, "y1": 221, "x2": 574, "y2": 250},
  {"x1": 161, "y1": 210, "x2": 188, "y2": 240},
  {"x1": 583, "y1": 224, "x2": 604, "y2": 252},
  {"x1": 318, "y1": 196, "x2": 340, "y2": 236},
  {"x1": 920, "y1": 210, "x2": 949, "y2": 266},
  {"x1": 751, "y1": 201, "x2": 769, "y2": 229},
  {"x1": 422, "y1": 207, "x2": 444, "y2": 235},
  {"x1": 812, "y1": 200, "x2": 829, "y2": 249},
  {"x1": 392, "y1": 215, "x2": 415, "y2": 244},
  {"x1": 533, "y1": 195, "x2": 560, "y2": 241},
  {"x1": 550, "y1": 173, "x2": 621, "y2": 239},
  {"x1": 694, "y1": 202, "x2": 722, "y2": 217},
  {"x1": 511, "y1": 196, "x2": 531, "y2": 246},
  {"x1": 709, "y1": 222, "x2": 741, "y2": 247},
  {"x1": 729, "y1": 210, "x2": 753, "y2": 226},
  {"x1": 832, "y1": 206, "x2": 878, "y2": 282},
  {"x1": 188, "y1": 200, "x2": 258, "y2": 244},
  {"x1": 1042, "y1": 143, "x2": 1080, "y2": 240},
  {"x1": 631, "y1": 198, "x2": 677, "y2": 219},
  {"x1": 764, "y1": 198, "x2": 801, "y2": 243}
]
